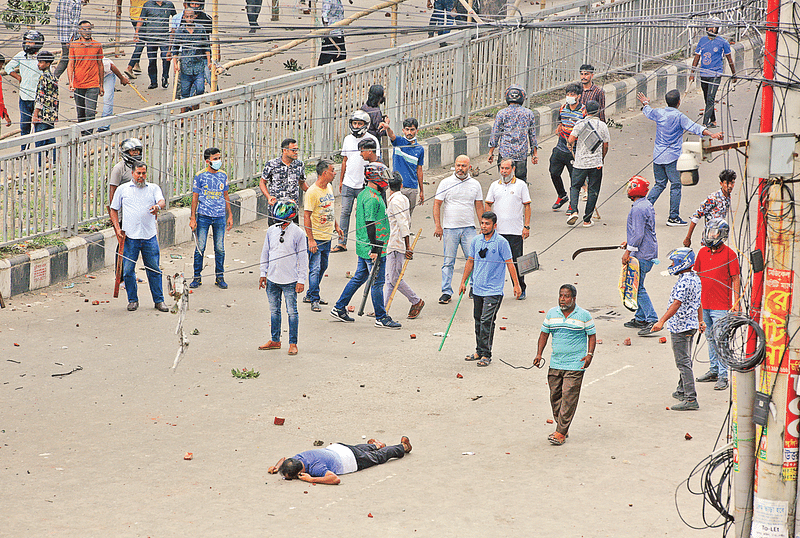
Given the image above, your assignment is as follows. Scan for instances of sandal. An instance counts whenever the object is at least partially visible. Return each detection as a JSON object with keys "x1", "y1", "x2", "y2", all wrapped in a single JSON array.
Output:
[
  {"x1": 548, "y1": 432, "x2": 566, "y2": 445},
  {"x1": 465, "y1": 353, "x2": 481, "y2": 361},
  {"x1": 477, "y1": 358, "x2": 491, "y2": 367},
  {"x1": 331, "y1": 244, "x2": 347, "y2": 253}
]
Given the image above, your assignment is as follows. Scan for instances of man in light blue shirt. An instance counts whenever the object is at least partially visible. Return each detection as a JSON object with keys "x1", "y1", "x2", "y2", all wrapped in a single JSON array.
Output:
[
  {"x1": 636, "y1": 90, "x2": 723, "y2": 226},
  {"x1": 534, "y1": 284, "x2": 596, "y2": 445},
  {"x1": 459, "y1": 211, "x2": 521, "y2": 368}
]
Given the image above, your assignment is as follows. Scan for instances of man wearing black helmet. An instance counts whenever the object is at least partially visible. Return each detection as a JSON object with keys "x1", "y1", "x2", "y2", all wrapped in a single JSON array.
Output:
[
  {"x1": 110, "y1": 138, "x2": 144, "y2": 204},
  {"x1": 333, "y1": 110, "x2": 380, "y2": 253},
  {"x1": 693, "y1": 218, "x2": 740, "y2": 391},
  {"x1": 3, "y1": 30, "x2": 45, "y2": 149},
  {"x1": 487, "y1": 84, "x2": 538, "y2": 183},
  {"x1": 330, "y1": 162, "x2": 402, "y2": 329}
]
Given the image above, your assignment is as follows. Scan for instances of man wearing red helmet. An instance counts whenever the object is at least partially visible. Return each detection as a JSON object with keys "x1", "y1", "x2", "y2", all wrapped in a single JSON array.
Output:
[
  {"x1": 331, "y1": 162, "x2": 402, "y2": 329},
  {"x1": 621, "y1": 176, "x2": 659, "y2": 332}
]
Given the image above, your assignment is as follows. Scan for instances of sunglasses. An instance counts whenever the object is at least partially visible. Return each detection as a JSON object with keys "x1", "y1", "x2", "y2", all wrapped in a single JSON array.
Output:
[
  {"x1": 478, "y1": 247, "x2": 488, "y2": 258},
  {"x1": 279, "y1": 229, "x2": 286, "y2": 243}
]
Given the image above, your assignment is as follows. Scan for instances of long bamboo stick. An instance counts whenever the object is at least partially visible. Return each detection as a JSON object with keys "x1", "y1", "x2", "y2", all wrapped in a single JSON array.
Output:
[{"x1": 385, "y1": 228, "x2": 421, "y2": 313}]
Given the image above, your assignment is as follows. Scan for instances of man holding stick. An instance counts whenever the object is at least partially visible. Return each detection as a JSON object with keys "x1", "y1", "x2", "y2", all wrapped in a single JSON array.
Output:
[
  {"x1": 384, "y1": 173, "x2": 424, "y2": 319},
  {"x1": 330, "y1": 162, "x2": 401, "y2": 329},
  {"x1": 460, "y1": 211, "x2": 521, "y2": 367}
]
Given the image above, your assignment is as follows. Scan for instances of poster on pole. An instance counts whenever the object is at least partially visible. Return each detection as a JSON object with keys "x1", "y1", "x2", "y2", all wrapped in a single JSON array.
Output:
[
  {"x1": 751, "y1": 497, "x2": 788, "y2": 538},
  {"x1": 758, "y1": 268, "x2": 795, "y2": 477}
]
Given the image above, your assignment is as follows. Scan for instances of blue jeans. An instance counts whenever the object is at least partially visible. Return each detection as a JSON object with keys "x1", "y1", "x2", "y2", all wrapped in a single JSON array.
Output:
[
  {"x1": 122, "y1": 236, "x2": 164, "y2": 304},
  {"x1": 305, "y1": 239, "x2": 331, "y2": 302},
  {"x1": 180, "y1": 69, "x2": 205, "y2": 99},
  {"x1": 429, "y1": 0, "x2": 455, "y2": 35},
  {"x1": 193, "y1": 214, "x2": 226, "y2": 280},
  {"x1": 648, "y1": 161, "x2": 681, "y2": 220},
  {"x1": 634, "y1": 257, "x2": 658, "y2": 323},
  {"x1": 19, "y1": 99, "x2": 34, "y2": 150},
  {"x1": 338, "y1": 184, "x2": 362, "y2": 248},
  {"x1": 441, "y1": 226, "x2": 475, "y2": 296},
  {"x1": 266, "y1": 280, "x2": 298, "y2": 344},
  {"x1": 334, "y1": 255, "x2": 387, "y2": 321},
  {"x1": 704, "y1": 308, "x2": 728, "y2": 380},
  {"x1": 34, "y1": 122, "x2": 55, "y2": 163}
]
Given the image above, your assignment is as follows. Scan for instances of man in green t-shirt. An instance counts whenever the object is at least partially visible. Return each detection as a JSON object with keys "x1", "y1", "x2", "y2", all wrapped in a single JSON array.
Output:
[{"x1": 330, "y1": 162, "x2": 401, "y2": 329}]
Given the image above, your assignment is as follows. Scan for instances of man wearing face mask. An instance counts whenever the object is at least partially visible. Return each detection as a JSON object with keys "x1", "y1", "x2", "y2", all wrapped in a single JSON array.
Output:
[
  {"x1": 549, "y1": 84, "x2": 586, "y2": 211},
  {"x1": 109, "y1": 162, "x2": 170, "y2": 312},
  {"x1": 484, "y1": 159, "x2": 531, "y2": 300},
  {"x1": 689, "y1": 18, "x2": 736, "y2": 128},
  {"x1": 190, "y1": 147, "x2": 233, "y2": 289},
  {"x1": 68, "y1": 20, "x2": 104, "y2": 135},
  {"x1": 433, "y1": 155, "x2": 484, "y2": 305}
]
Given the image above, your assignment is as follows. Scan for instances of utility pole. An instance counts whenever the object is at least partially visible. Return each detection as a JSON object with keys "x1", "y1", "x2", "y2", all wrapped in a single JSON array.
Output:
[
  {"x1": 748, "y1": 0, "x2": 800, "y2": 533},
  {"x1": 211, "y1": 0, "x2": 219, "y2": 92}
]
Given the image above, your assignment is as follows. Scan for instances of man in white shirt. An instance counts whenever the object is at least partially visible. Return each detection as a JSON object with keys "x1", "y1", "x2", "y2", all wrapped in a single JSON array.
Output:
[
  {"x1": 385, "y1": 173, "x2": 424, "y2": 319},
  {"x1": 485, "y1": 159, "x2": 531, "y2": 300},
  {"x1": 433, "y1": 154, "x2": 484, "y2": 304},
  {"x1": 109, "y1": 162, "x2": 169, "y2": 312},
  {"x1": 566, "y1": 100, "x2": 610, "y2": 227},
  {"x1": 333, "y1": 110, "x2": 380, "y2": 253},
  {"x1": 259, "y1": 199, "x2": 308, "y2": 356}
]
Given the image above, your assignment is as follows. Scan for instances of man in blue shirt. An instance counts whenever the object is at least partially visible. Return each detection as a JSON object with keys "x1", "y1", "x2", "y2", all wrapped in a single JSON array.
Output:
[
  {"x1": 637, "y1": 90, "x2": 723, "y2": 226},
  {"x1": 689, "y1": 20, "x2": 736, "y2": 128},
  {"x1": 190, "y1": 147, "x2": 232, "y2": 289},
  {"x1": 621, "y1": 176, "x2": 659, "y2": 331},
  {"x1": 381, "y1": 117, "x2": 425, "y2": 214},
  {"x1": 459, "y1": 211, "x2": 521, "y2": 367},
  {"x1": 268, "y1": 436, "x2": 412, "y2": 485},
  {"x1": 534, "y1": 284, "x2": 596, "y2": 445}
]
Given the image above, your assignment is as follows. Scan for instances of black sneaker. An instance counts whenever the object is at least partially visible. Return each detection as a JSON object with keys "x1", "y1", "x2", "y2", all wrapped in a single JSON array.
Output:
[
  {"x1": 330, "y1": 307, "x2": 354, "y2": 322},
  {"x1": 375, "y1": 316, "x2": 401, "y2": 329},
  {"x1": 666, "y1": 217, "x2": 688, "y2": 227},
  {"x1": 696, "y1": 371, "x2": 718, "y2": 383},
  {"x1": 189, "y1": 278, "x2": 201, "y2": 289},
  {"x1": 552, "y1": 196, "x2": 569, "y2": 211},
  {"x1": 162, "y1": 77, "x2": 169, "y2": 89},
  {"x1": 439, "y1": 293, "x2": 452, "y2": 304},
  {"x1": 623, "y1": 319, "x2": 648, "y2": 329}
]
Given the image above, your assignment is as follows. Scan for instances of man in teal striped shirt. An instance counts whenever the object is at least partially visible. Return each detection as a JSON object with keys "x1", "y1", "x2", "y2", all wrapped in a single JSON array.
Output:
[{"x1": 534, "y1": 284, "x2": 596, "y2": 445}]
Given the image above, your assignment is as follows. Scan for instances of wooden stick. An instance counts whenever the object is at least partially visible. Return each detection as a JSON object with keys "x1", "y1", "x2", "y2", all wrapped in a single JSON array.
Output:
[
  {"x1": 457, "y1": 0, "x2": 484, "y2": 24},
  {"x1": 390, "y1": 3, "x2": 398, "y2": 47},
  {"x1": 172, "y1": 60, "x2": 180, "y2": 102},
  {"x1": 220, "y1": 0, "x2": 410, "y2": 70},
  {"x1": 115, "y1": 0, "x2": 123, "y2": 56},
  {"x1": 0, "y1": 289, "x2": 6, "y2": 308},
  {"x1": 0, "y1": 129, "x2": 22, "y2": 141},
  {"x1": 211, "y1": 0, "x2": 219, "y2": 92},
  {"x1": 128, "y1": 82, "x2": 149, "y2": 102},
  {"x1": 385, "y1": 228, "x2": 421, "y2": 313}
]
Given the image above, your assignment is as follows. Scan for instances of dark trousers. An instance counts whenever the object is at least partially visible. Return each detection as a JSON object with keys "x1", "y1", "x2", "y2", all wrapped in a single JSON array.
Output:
[
  {"x1": 473, "y1": 294, "x2": 503, "y2": 359},
  {"x1": 672, "y1": 329, "x2": 698, "y2": 401},
  {"x1": 548, "y1": 148, "x2": 572, "y2": 199},
  {"x1": 700, "y1": 76, "x2": 721, "y2": 126},
  {"x1": 568, "y1": 167, "x2": 603, "y2": 223},
  {"x1": 127, "y1": 40, "x2": 146, "y2": 70},
  {"x1": 74, "y1": 88, "x2": 100, "y2": 134},
  {"x1": 318, "y1": 36, "x2": 346, "y2": 73},
  {"x1": 501, "y1": 233, "x2": 525, "y2": 292},
  {"x1": 341, "y1": 443, "x2": 405, "y2": 471},
  {"x1": 146, "y1": 41, "x2": 170, "y2": 85},
  {"x1": 495, "y1": 159, "x2": 528, "y2": 183},
  {"x1": 54, "y1": 43, "x2": 70, "y2": 78},
  {"x1": 246, "y1": 0, "x2": 262, "y2": 27},
  {"x1": 548, "y1": 368, "x2": 585, "y2": 435},
  {"x1": 19, "y1": 99, "x2": 34, "y2": 150}
]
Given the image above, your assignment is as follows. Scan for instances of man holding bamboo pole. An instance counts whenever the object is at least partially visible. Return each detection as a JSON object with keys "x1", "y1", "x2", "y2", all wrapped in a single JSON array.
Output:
[{"x1": 384, "y1": 173, "x2": 424, "y2": 319}]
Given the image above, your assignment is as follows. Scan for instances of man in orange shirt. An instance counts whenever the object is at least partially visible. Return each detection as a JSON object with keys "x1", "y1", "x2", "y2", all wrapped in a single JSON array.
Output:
[{"x1": 67, "y1": 20, "x2": 103, "y2": 135}]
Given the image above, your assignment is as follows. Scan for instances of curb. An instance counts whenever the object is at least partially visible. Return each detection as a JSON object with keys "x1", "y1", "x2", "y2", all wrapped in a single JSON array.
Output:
[{"x1": 0, "y1": 40, "x2": 758, "y2": 299}]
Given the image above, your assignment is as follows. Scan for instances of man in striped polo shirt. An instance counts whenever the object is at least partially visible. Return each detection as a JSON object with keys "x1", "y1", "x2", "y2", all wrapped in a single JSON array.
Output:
[
  {"x1": 534, "y1": 284, "x2": 596, "y2": 445},
  {"x1": 549, "y1": 84, "x2": 586, "y2": 211}
]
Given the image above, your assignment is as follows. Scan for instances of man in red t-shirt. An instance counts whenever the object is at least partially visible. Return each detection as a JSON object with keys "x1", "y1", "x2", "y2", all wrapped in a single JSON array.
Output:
[
  {"x1": 693, "y1": 218, "x2": 740, "y2": 391},
  {"x1": 67, "y1": 19, "x2": 104, "y2": 135}
]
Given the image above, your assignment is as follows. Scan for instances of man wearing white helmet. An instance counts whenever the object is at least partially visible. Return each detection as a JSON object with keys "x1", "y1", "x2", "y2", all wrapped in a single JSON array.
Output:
[
  {"x1": 333, "y1": 110, "x2": 380, "y2": 253},
  {"x1": 693, "y1": 218, "x2": 740, "y2": 391},
  {"x1": 689, "y1": 18, "x2": 736, "y2": 128},
  {"x1": 109, "y1": 138, "x2": 144, "y2": 205},
  {"x1": 487, "y1": 84, "x2": 538, "y2": 183}
]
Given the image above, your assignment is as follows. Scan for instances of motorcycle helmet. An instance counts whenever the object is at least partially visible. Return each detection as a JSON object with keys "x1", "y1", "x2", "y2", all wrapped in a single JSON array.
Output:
[
  {"x1": 120, "y1": 138, "x2": 144, "y2": 167},
  {"x1": 348, "y1": 110, "x2": 371, "y2": 137},
  {"x1": 627, "y1": 176, "x2": 650, "y2": 199},
  {"x1": 272, "y1": 198, "x2": 298, "y2": 222},
  {"x1": 702, "y1": 218, "x2": 730, "y2": 248},
  {"x1": 364, "y1": 162, "x2": 391, "y2": 189},
  {"x1": 667, "y1": 247, "x2": 696, "y2": 275},
  {"x1": 22, "y1": 30, "x2": 44, "y2": 56}
]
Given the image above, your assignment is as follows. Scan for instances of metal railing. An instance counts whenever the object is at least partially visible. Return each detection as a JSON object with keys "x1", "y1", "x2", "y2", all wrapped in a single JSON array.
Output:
[{"x1": 0, "y1": 0, "x2": 764, "y2": 246}]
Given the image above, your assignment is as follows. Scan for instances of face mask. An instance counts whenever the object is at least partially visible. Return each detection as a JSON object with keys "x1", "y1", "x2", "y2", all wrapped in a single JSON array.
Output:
[
  {"x1": 210, "y1": 160, "x2": 222, "y2": 170},
  {"x1": 406, "y1": 136, "x2": 417, "y2": 143},
  {"x1": 566, "y1": 96, "x2": 577, "y2": 105}
]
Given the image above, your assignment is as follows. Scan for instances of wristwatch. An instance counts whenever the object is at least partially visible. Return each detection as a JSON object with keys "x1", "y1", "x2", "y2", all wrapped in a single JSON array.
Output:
[{"x1": 523, "y1": 226, "x2": 530, "y2": 230}]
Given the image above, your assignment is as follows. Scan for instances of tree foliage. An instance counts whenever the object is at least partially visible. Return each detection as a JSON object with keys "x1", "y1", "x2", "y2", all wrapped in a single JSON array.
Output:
[{"x1": 2, "y1": 0, "x2": 51, "y2": 31}]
